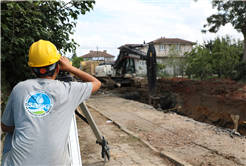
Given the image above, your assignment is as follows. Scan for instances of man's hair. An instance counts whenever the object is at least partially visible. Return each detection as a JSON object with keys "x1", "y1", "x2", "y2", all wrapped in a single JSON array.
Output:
[{"x1": 32, "y1": 62, "x2": 59, "y2": 78}]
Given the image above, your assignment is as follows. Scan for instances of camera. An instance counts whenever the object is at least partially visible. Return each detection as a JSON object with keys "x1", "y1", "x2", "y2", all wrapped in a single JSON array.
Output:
[{"x1": 56, "y1": 71, "x2": 74, "y2": 82}]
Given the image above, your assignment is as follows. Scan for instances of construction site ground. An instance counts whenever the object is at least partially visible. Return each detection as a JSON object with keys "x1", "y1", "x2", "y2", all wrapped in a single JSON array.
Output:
[
  {"x1": 77, "y1": 104, "x2": 172, "y2": 166},
  {"x1": 1, "y1": 77, "x2": 246, "y2": 165},
  {"x1": 82, "y1": 91, "x2": 246, "y2": 166},
  {"x1": 80, "y1": 77, "x2": 246, "y2": 166}
]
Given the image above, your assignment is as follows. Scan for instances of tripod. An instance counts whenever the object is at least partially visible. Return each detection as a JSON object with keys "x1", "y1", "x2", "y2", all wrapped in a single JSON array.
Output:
[{"x1": 57, "y1": 72, "x2": 110, "y2": 165}]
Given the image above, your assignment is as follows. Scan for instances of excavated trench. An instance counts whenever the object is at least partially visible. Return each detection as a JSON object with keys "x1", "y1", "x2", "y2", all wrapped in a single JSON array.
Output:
[{"x1": 101, "y1": 77, "x2": 246, "y2": 136}]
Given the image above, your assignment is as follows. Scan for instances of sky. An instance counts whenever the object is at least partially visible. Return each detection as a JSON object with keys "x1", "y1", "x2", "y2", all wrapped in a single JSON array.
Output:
[{"x1": 67, "y1": 0, "x2": 244, "y2": 59}]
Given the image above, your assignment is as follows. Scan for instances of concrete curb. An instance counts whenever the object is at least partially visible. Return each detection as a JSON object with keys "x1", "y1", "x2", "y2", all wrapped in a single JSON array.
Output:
[{"x1": 86, "y1": 103, "x2": 192, "y2": 166}]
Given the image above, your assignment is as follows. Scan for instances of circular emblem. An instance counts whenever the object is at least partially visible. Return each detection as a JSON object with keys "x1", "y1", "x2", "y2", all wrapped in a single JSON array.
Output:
[{"x1": 24, "y1": 90, "x2": 54, "y2": 117}]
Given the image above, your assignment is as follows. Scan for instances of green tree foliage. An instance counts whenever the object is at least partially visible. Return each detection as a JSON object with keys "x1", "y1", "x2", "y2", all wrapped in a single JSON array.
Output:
[
  {"x1": 156, "y1": 62, "x2": 166, "y2": 77},
  {"x1": 202, "y1": 0, "x2": 246, "y2": 61},
  {"x1": 186, "y1": 35, "x2": 242, "y2": 79},
  {"x1": 72, "y1": 57, "x2": 84, "y2": 68},
  {"x1": 72, "y1": 51, "x2": 77, "y2": 59},
  {"x1": 1, "y1": 0, "x2": 95, "y2": 88},
  {"x1": 157, "y1": 62, "x2": 166, "y2": 72},
  {"x1": 211, "y1": 36, "x2": 241, "y2": 78},
  {"x1": 186, "y1": 44, "x2": 212, "y2": 79},
  {"x1": 167, "y1": 44, "x2": 188, "y2": 77}
]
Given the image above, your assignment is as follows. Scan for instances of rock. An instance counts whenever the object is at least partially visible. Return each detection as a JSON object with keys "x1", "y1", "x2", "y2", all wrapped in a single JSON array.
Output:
[
  {"x1": 231, "y1": 129, "x2": 241, "y2": 136},
  {"x1": 230, "y1": 134, "x2": 235, "y2": 138}
]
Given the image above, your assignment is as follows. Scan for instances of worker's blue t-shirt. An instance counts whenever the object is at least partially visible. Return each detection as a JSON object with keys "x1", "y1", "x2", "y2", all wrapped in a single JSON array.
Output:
[{"x1": 1, "y1": 78, "x2": 92, "y2": 166}]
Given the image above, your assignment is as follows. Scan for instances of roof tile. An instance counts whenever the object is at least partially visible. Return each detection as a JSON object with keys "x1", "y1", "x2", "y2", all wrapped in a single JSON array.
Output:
[
  {"x1": 148, "y1": 37, "x2": 195, "y2": 45},
  {"x1": 81, "y1": 50, "x2": 115, "y2": 58}
]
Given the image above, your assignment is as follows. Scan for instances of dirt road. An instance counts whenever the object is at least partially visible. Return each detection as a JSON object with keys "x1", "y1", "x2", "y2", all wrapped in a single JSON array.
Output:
[{"x1": 85, "y1": 93, "x2": 246, "y2": 166}]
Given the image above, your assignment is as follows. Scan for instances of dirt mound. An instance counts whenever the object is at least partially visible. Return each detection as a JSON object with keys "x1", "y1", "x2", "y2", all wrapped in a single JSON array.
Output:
[
  {"x1": 156, "y1": 77, "x2": 243, "y2": 96},
  {"x1": 158, "y1": 77, "x2": 191, "y2": 82},
  {"x1": 154, "y1": 77, "x2": 246, "y2": 136}
]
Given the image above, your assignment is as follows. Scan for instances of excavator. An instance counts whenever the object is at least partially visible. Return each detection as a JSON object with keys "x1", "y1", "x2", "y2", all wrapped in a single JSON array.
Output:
[{"x1": 95, "y1": 43, "x2": 157, "y2": 96}]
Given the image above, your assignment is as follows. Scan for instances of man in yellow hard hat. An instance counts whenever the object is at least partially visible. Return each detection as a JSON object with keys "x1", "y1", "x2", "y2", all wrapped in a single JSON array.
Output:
[{"x1": 1, "y1": 40, "x2": 101, "y2": 165}]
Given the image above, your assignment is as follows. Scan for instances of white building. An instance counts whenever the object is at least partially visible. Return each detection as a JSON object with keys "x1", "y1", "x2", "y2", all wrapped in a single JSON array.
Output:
[{"x1": 138, "y1": 37, "x2": 195, "y2": 76}]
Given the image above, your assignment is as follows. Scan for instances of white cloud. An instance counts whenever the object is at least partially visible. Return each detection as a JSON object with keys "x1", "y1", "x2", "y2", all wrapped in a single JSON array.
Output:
[{"x1": 67, "y1": 0, "x2": 244, "y2": 59}]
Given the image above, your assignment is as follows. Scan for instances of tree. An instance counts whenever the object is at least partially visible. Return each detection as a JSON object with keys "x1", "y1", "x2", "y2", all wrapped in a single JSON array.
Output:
[
  {"x1": 72, "y1": 51, "x2": 77, "y2": 59},
  {"x1": 72, "y1": 57, "x2": 84, "y2": 68},
  {"x1": 167, "y1": 44, "x2": 188, "y2": 77},
  {"x1": 186, "y1": 36, "x2": 242, "y2": 79},
  {"x1": 211, "y1": 35, "x2": 241, "y2": 78},
  {"x1": 1, "y1": 1, "x2": 95, "y2": 88},
  {"x1": 201, "y1": 0, "x2": 246, "y2": 61},
  {"x1": 156, "y1": 62, "x2": 166, "y2": 77},
  {"x1": 157, "y1": 62, "x2": 166, "y2": 72},
  {"x1": 186, "y1": 44, "x2": 212, "y2": 80}
]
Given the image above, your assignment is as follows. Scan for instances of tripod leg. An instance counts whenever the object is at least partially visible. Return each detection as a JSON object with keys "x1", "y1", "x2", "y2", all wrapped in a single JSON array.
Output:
[
  {"x1": 79, "y1": 102, "x2": 103, "y2": 142},
  {"x1": 78, "y1": 102, "x2": 110, "y2": 162}
]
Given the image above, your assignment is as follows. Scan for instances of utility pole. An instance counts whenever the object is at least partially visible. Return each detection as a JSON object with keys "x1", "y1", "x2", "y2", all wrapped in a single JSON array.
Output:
[{"x1": 97, "y1": 46, "x2": 99, "y2": 62}]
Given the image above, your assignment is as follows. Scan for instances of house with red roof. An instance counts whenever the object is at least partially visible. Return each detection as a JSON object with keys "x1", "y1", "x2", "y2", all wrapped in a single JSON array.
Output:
[
  {"x1": 150, "y1": 37, "x2": 195, "y2": 76},
  {"x1": 146, "y1": 37, "x2": 194, "y2": 56},
  {"x1": 81, "y1": 50, "x2": 115, "y2": 61}
]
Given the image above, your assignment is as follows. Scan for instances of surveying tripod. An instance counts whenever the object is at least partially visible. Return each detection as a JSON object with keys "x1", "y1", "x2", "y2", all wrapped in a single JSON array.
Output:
[{"x1": 57, "y1": 72, "x2": 110, "y2": 165}]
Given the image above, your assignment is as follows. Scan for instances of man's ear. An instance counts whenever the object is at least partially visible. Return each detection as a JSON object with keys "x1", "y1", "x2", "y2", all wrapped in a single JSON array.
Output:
[
  {"x1": 56, "y1": 65, "x2": 60, "y2": 73},
  {"x1": 31, "y1": 67, "x2": 34, "y2": 73}
]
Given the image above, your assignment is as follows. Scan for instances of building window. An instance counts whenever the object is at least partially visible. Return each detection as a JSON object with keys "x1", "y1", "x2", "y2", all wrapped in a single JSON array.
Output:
[
  {"x1": 175, "y1": 45, "x2": 181, "y2": 50},
  {"x1": 140, "y1": 60, "x2": 146, "y2": 66},
  {"x1": 159, "y1": 45, "x2": 165, "y2": 50}
]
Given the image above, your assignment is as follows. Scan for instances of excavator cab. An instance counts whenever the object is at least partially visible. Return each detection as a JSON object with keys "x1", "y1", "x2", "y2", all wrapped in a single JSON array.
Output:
[
  {"x1": 121, "y1": 58, "x2": 136, "y2": 75},
  {"x1": 114, "y1": 46, "x2": 145, "y2": 78}
]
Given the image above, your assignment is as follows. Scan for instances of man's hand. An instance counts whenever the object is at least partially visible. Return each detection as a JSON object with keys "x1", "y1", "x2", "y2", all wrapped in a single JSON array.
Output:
[
  {"x1": 58, "y1": 56, "x2": 101, "y2": 93},
  {"x1": 59, "y1": 56, "x2": 73, "y2": 72}
]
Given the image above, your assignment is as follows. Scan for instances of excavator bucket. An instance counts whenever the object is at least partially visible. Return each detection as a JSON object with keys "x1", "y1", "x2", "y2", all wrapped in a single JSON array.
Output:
[{"x1": 147, "y1": 43, "x2": 157, "y2": 97}]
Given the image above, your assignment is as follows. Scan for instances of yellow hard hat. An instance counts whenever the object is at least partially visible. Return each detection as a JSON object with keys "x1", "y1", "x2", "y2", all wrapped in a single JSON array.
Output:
[{"x1": 28, "y1": 40, "x2": 61, "y2": 67}]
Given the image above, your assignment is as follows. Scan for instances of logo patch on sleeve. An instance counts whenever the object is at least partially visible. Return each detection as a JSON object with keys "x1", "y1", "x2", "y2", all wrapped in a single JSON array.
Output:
[{"x1": 24, "y1": 90, "x2": 54, "y2": 117}]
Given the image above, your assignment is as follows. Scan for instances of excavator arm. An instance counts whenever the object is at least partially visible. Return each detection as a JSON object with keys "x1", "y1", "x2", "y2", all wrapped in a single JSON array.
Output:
[{"x1": 146, "y1": 43, "x2": 157, "y2": 97}]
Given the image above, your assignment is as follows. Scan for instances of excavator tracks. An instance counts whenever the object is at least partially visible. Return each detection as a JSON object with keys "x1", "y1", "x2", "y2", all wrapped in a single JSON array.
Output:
[
  {"x1": 130, "y1": 78, "x2": 142, "y2": 88},
  {"x1": 99, "y1": 78, "x2": 115, "y2": 89}
]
